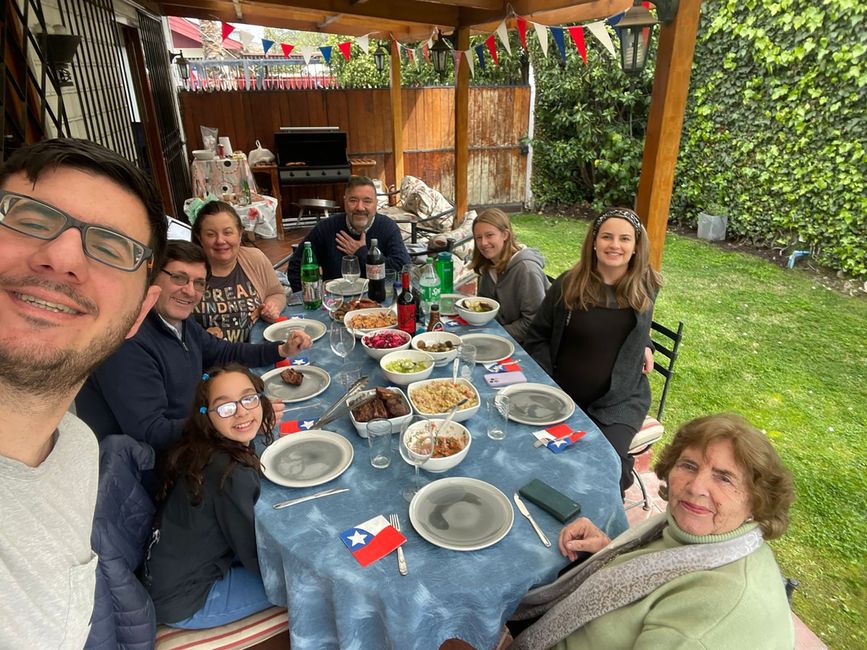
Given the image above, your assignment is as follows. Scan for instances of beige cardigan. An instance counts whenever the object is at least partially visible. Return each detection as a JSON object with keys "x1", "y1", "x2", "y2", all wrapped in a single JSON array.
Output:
[{"x1": 235, "y1": 245, "x2": 286, "y2": 313}]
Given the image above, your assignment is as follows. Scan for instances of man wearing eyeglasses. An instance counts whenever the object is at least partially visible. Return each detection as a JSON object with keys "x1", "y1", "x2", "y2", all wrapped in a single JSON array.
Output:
[
  {"x1": 0, "y1": 138, "x2": 167, "y2": 648},
  {"x1": 75, "y1": 240, "x2": 311, "y2": 458}
]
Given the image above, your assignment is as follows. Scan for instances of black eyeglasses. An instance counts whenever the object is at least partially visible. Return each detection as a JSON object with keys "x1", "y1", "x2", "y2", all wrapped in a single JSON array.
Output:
[
  {"x1": 162, "y1": 268, "x2": 207, "y2": 292},
  {"x1": 207, "y1": 393, "x2": 263, "y2": 419},
  {"x1": 0, "y1": 190, "x2": 153, "y2": 272}
]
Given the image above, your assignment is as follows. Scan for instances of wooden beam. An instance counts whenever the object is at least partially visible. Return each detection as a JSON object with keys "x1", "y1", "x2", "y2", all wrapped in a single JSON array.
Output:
[
  {"x1": 390, "y1": 39, "x2": 404, "y2": 187},
  {"x1": 635, "y1": 0, "x2": 701, "y2": 271},
  {"x1": 453, "y1": 26, "x2": 470, "y2": 226}
]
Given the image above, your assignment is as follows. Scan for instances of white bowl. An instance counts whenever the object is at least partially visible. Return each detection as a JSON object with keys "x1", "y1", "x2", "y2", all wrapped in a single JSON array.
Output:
[
  {"x1": 406, "y1": 377, "x2": 481, "y2": 423},
  {"x1": 454, "y1": 297, "x2": 500, "y2": 326},
  {"x1": 380, "y1": 350, "x2": 435, "y2": 385},
  {"x1": 403, "y1": 419, "x2": 471, "y2": 473},
  {"x1": 192, "y1": 149, "x2": 215, "y2": 161},
  {"x1": 411, "y1": 331, "x2": 461, "y2": 367},
  {"x1": 360, "y1": 328, "x2": 411, "y2": 360},
  {"x1": 347, "y1": 387, "x2": 413, "y2": 437},
  {"x1": 344, "y1": 307, "x2": 398, "y2": 338}
]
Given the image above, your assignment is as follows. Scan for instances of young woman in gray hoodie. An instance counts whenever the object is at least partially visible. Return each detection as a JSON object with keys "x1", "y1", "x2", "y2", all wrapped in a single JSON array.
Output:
[{"x1": 471, "y1": 209, "x2": 551, "y2": 344}]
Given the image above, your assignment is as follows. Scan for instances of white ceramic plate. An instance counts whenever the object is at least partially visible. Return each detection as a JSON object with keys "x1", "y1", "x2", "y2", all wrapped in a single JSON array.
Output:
[
  {"x1": 460, "y1": 333, "x2": 515, "y2": 364},
  {"x1": 261, "y1": 366, "x2": 331, "y2": 403},
  {"x1": 325, "y1": 278, "x2": 368, "y2": 297},
  {"x1": 499, "y1": 382, "x2": 575, "y2": 426},
  {"x1": 263, "y1": 318, "x2": 327, "y2": 343},
  {"x1": 260, "y1": 429, "x2": 353, "y2": 488},
  {"x1": 409, "y1": 477, "x2": 513, "y2": 551}
]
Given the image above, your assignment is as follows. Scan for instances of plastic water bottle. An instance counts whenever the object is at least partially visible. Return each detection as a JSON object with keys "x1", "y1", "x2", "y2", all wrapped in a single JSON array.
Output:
[
  {"x1": 419, "y1": 257, "x2": 441, "y2": 318},
  {"x1": 435, "y1": 251, "x2": 454, "y2": 294},
  {"x1": 300, "y1": 242, "x2": 321, "y2": 310}
]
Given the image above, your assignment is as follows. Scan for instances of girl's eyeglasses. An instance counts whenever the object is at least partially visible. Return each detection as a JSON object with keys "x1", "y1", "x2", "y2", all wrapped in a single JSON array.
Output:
[{"x1": 207, "y1": 393, "x2": 263, "y2": 419}]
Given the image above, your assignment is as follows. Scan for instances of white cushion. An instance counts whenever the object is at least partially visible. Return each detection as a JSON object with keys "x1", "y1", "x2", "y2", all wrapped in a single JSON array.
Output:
[
  {"x1": 630, "y1": 416, "x2": 664, "y2": 452},
  {"x1": 155, "y1": 606, "x2": 288, "y2": 649}
]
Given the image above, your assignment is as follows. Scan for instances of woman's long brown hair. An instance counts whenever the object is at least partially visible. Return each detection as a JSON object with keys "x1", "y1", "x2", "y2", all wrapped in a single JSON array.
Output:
[{"x1": 156, "y1": 364, "x2": 276, "y2": 506}]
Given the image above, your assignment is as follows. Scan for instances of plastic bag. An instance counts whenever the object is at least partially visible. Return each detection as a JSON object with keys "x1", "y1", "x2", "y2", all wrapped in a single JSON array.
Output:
[
  {"x1": 200, "y1": 125, "x2": 219, "y2": 153},
  {"x1": 248, "y1": 139, "x2": 275, "y2": 166}
]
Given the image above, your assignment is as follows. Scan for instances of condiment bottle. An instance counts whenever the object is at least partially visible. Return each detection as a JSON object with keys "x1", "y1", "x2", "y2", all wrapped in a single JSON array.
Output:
[{"x1": 427, "y1": 303, "x2": 443, "y2": 332}]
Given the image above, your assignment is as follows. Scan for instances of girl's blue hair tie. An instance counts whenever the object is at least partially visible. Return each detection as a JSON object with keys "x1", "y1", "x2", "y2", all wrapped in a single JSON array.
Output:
[
  {"x1": 199, "y1": 406, "x2": 208, "y2": 414},
  {"x1": 202, "y1": 373, "x2": 210, "y2": 381}
]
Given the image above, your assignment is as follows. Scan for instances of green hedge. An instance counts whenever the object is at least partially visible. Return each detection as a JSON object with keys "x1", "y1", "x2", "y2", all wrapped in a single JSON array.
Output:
[{"x1": 672, "y1": 0, "x2": 867, "y2": 278}]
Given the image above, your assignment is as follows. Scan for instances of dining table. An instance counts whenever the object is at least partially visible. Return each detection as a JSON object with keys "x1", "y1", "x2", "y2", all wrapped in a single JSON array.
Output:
[{"x1": 250, "y1": 299, "x2": 629, "y2": 650}]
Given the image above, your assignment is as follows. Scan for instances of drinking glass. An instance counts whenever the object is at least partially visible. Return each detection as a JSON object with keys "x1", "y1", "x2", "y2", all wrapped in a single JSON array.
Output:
[
  {"x1": 322, "y1": 285, "x2": 344, "y2": 318},
  {"x1": 486, "y1": 393, "x2": 510, "y2": 441},
  {"x1": 367, "y1": 419, "x2": 392, "y2": 469},
  {"x1": 381, "y1": 269, "x2": 397, "y2": 308},
  {"x1": 330, "y1": 321, "x2": 356, "y2": 366},
  {"x1": 341, "y1": 255, "x2": 360, "y2": 290},
  {"x1": 459, "y1": 343, "x2": 477, "y2": 380},
  {"x1": 399, "y1": 416, "x2": 433, "y2": 502}
]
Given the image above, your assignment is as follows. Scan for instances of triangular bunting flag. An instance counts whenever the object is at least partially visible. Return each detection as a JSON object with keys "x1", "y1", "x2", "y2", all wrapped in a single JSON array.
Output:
[
  {"x1": 474, "y1": 44, "x2": 487, "y2": 70},
  {"x1": 587, "y1": 21, "x2": 616, "y2": 58},
  {"x1": 485, "y1": 34, "x2": 499, "y2": 66},
  {"x1": 299, "y1": 45, "x2": 316, "y2": 65},
  {"x1": 357, "y1": 34, "x2": 370, "y2": 54},
  {"x1": 463, "y1": 50, "x2": 475, "y2": 77},
  {"x1": 606, "y1": 12, "x2": 625, "y2": 27},
  {"x1": 238, "y1": 31, "x2": 252, "y2": 47},
  {"x1": 517, "y1": 17, "x2": 529, "y2": 50},
  {"x1": 319, "y1": 45, "x2": 333, "y2": 64},
  {"x1": 406, "y1": 47, "x2": 414, "y2": 64},
  {"x1": 281, "y1": 43, "x2": 294, "y2": 58},
  {"x1": 416, "y1": 46, "x2": 424, "y2": 66},
  {"x1": 221, "y1": 22, "x2": 235, "y2": 41},
  {"x1": 422, "y1": 44, "x2": 430, "y2": 64},
  {"x1": 338, "y1": 41, "x2": 351, "y2": 61},
  {"x1": 262, "y1": 38, "x2": 274, "y2": 55},
  {"x1": 533, "y1": 22, "x2": 549, "y2": 57},
  {"x1": 550, "y1": 27, "x2": 567, "y2": 63},
  {"x1": 495, "y1": 20, "x2": 512, "y2": 55},
  {"x1": 567, "y1": 26, "x2": 587, "y2": 64}
]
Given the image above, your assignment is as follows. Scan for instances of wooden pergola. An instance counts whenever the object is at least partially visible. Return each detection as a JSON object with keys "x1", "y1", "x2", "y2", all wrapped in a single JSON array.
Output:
[{"x1": 143, "y1": 0, "x2": 701, "y2": 270}]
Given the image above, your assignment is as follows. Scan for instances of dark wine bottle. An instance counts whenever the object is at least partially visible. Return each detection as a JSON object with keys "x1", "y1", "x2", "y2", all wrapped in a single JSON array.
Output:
[
  {"x1": 397, "y1": 270, "x2": 416, "y2": 335},
  {"x1": 365, "y1": 238, "x2": 386, "y2": 303}
]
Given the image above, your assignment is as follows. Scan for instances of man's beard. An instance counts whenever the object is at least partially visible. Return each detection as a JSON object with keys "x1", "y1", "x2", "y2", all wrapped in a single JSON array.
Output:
[{"x1": 345, "y1": 211, "x2": 373, "y2": 236}]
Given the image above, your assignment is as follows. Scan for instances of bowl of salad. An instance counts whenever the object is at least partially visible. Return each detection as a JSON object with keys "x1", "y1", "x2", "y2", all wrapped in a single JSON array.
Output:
[
  {"x1": 380, "y1": 350, "x2": 435, "y2": 385},
  {"x1": 454, "y1": 297, "x2": 500, "y2": 326},
  {"x1": 361, "y1": 328, "x2": 412, "y2": 360}
]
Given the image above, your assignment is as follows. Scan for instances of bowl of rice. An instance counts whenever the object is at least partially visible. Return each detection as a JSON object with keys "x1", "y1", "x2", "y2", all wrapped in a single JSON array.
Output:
[
  {"x1": 406, "y1": 377, "x2": 480, "y2": 423},
  {"x1": 402, "y1": 418, "x2": 472, "y2": 473}
]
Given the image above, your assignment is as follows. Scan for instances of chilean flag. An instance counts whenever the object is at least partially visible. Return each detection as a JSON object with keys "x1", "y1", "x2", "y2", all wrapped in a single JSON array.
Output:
[
  {"x1": 485, "y1": 357, "x2": 522, "y2": 373},
  {"x1": 275, "y1": 356, "x2": 310, "y2": 368},
  {"x1": 279, "y1": 419, "x2": 315, "y2": 435},
  {"x1": 340, "y1": 515, "x2": 406, "y2": 567},
  {"x1": 534, "y1": 423, "x2": 587, "y2": 454}
]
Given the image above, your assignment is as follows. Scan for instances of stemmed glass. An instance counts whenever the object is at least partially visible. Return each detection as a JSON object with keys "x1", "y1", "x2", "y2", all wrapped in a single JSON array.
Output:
[
  {"x1": 341, "y1": 255, "x2": 360, "y2": 293},
  {"x1": 399, "y1": 416, "x2": 434, "y2": 502},
  {"x1": 322, "y1": 285, "x2": 344, "y2": 320},
  {"x1": 329, "y1": 321, "x2": 356, "y2": 367}
]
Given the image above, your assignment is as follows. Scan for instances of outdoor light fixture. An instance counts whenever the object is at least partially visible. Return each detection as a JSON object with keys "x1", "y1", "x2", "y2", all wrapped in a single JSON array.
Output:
[
  {"x1": 37, "y1": 32, "x2": 82, "y2": 87},
  {"x1": 617, "y1": 0, "x2": 679, "y2": 75},
  {"x1": 373, "y1": 42, "x2": 389, "y2": 73},
  {"x1": 170, "y1": 50, "x2": 190, "y2": 81},
  {"x1": 430, "y1": 31, "x2": 451, "y2": 75}
]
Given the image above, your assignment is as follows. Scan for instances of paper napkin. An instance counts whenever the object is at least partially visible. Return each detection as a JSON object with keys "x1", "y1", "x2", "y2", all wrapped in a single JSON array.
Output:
[
  {"x1": 275, "y1": 356, "x2": 310, "y2": 368},
  {"x1": 279, "y1": 419, "x2": 316, "y2": 435},
  {"x1": 533, "y1": 423, "x2": 587, "y2": 454},
  {"x1": 483, "y1": 357, "x2": 522, "y2": 373},
  {"x1": 340, "y1": 515, "x2": 406, "y2": 567}
]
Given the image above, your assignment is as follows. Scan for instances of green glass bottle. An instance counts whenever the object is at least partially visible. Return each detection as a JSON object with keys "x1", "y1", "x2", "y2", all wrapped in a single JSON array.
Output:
[{"x1": 300, "y1": 242, "x2": 321, "y2": 310}]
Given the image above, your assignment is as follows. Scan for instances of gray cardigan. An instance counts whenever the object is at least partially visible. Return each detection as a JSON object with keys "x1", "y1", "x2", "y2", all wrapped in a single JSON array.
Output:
[{"x1": 523, "y1": 273, "x2": 654, "y2": 431}]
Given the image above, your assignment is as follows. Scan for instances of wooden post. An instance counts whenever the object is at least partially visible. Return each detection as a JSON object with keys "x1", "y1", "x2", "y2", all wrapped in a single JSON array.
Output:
[
  {"x1": 635, "y1": 0, "x2": 702, "y2": 270},
  {"x1": 453, "y1": 26, "x2": 470, "y2": 227},
  {"x1": 390, "y1": 40, "x2": 404, "y2": 187}
]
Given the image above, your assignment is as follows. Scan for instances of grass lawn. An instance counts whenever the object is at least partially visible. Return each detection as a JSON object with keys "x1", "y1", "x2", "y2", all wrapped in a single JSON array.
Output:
[{"x1": 511, "y1": 213, "x2": 867, "y2": 649}]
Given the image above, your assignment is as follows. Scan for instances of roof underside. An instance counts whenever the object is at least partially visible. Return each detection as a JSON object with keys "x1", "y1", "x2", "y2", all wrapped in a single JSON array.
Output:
[{"x1": 144, "y1": 0, "x2": 632, "y2": 41}]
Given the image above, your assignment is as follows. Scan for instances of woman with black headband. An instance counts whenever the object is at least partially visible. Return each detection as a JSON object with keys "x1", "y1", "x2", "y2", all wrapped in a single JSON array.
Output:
[{"x1": 524, "y1": 208, "x2": 662, "y2": 496}]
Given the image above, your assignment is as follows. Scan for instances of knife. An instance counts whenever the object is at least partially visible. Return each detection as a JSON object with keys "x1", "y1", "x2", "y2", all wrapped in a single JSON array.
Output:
[
  {"x1": 272, "y1": 487, "x2": 350, "y2": 510},
  {"x1": 513, "y1": 492, "x2": 552, "y2": 547}
]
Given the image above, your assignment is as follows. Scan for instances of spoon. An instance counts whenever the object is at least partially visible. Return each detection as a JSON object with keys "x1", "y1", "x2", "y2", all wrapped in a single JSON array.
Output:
[
  {"x1": 451, "y1": 357, "x2": 460, "y2": 385},
  {"x1": 433, "y1": 397, "x2": 469, "y2": 448}
]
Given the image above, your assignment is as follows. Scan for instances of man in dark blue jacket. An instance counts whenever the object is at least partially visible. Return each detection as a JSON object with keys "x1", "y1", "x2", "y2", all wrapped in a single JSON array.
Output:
[
  {"x1": 76, "y1": 241, "x2": 310, "y2": 456},
  {"x1": 286, "y1": 175, "x2": 410, "y2": 291}
]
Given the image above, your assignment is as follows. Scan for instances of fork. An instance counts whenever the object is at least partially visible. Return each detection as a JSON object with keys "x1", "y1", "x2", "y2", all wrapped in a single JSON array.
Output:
[{"x1": 388, "y1": 514, "x2": 408, "y2": 576}]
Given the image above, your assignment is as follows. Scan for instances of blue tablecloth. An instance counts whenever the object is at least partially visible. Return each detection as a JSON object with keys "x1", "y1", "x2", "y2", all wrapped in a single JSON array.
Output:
[{"x1": 251, "y1": 304, "x2": 628, "y2": 650}]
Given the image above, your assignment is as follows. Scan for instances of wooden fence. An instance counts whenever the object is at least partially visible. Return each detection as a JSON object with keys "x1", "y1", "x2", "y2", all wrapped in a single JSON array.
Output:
[{"x1": 178, "y1": 86, "x2": 530, "y2": 208}]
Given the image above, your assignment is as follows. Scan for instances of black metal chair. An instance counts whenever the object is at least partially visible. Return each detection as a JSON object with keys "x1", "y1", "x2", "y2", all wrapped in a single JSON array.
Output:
[{"x1": 625, "y1": 319, "x2": 685, "y2": 511}]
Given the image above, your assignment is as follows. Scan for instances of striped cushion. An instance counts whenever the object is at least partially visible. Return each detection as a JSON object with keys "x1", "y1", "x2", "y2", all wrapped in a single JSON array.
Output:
[
  {"x1": 629, "y1": 416, "x2": 665, "y2": 453},
  {"x1": 155, "y1": 606, "x2": 288, "y2": 650}
]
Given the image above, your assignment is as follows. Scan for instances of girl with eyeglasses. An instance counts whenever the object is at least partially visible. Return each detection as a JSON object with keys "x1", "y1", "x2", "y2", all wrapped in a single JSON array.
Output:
[{"x1": 144, "y1": 364, "x2": 276, "y2": 629}]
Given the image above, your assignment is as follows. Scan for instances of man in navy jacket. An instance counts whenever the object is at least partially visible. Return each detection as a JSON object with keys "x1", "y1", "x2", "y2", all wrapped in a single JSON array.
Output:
[
  {"x1": 76, "y1": 241, "x2": 310, "y2": 455},
  {"x1": 286, "y1": 175, "x2": 410, "y2": 291}
]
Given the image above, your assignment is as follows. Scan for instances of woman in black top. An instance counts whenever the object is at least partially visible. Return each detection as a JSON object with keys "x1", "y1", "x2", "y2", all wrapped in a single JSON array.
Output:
[
  {"x1": 524, "y1": 208, "x2": 662, "y2": 496},
  {"x1": 145, "y1": 364, "x2": 276, "y2": 628}
]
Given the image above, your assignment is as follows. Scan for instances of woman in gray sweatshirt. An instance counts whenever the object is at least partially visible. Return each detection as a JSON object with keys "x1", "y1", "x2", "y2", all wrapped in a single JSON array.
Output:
[{"x1": 471, "y1": 209, "x2": 550, "y2": 344}]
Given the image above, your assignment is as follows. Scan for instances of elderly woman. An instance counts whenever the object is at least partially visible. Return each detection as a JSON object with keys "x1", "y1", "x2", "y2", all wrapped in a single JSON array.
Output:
[
  {"x1": 191, "y1": 201, "x2": 286, "y2": 342},
  {"x1": 510, "y1": 413, "x2": 796, "y2": 649},
  {"x1": 471, "y1": 208, "x2": 550, "y2": 343}
]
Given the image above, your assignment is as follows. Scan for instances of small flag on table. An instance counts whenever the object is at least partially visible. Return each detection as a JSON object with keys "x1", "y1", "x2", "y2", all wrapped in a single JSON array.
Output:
[
  {"x1": 444, "y1": 316, "x2": 468, "y2": 327},
  {"x1": 340, "y1": 515, "x2": 406, "y2": 567},
  {"x1": 533, "y1": 423, "x2": 587, "y2": 453},
  {"x1": 275, "y1": 357, "x2": 310, "y2": 368},
  {"x1": 279, "y1": 419, "x2": 316, "y2": 435},
  {"x1": 484, "y1": 357, "x2": 521, "y2": 373}
]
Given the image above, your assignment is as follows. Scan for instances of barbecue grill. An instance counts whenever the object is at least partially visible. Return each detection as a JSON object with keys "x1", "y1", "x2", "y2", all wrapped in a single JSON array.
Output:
[{"x1": 274, "y1": 127, "x2": 351, "y2": 185}]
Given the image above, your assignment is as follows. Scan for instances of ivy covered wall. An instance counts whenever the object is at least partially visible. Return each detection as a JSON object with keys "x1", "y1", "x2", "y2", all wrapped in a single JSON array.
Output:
[{"x1": 672, "y1": 0, "x2": 866, "y2": 277}]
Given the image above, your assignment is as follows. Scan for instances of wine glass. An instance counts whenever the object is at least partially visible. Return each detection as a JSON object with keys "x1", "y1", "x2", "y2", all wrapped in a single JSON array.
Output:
[
  {"x1": 322, "y1": 285, "x2": 344, "y2": 319},
  {"x1": 399, "y1": 416, "x2": 434, "y2": 502},
  {"x1": 341, "y1": 255, "x2": 360, "y2": 293},
  {"x1": 329, "y1": 321, "x2": 356, "y2": 367}
]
